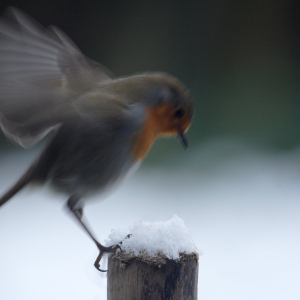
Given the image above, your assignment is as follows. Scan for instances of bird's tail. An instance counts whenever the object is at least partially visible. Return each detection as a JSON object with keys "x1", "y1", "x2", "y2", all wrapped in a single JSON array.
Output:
[{"x1": 0, "y1": 163, "x2": 37, "y2": 207}]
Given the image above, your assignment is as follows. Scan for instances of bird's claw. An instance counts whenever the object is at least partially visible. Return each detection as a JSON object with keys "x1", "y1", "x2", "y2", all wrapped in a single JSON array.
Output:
[{"x1": 94, "y1": 243, "x2": 122, "y2": 272}]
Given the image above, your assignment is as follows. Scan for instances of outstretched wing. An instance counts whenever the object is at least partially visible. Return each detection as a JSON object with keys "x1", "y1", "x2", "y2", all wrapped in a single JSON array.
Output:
[{"x1": 0, "y1": 7, "x2": 113, "y2": 147}]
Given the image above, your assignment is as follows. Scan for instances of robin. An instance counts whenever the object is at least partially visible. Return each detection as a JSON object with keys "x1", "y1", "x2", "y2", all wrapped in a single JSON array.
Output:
[{"x1": 0, "y1": 8, "x2": 194, "y2": 271}]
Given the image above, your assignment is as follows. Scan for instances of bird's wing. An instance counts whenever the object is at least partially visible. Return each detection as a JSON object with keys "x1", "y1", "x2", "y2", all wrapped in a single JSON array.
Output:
[{"x1": 0, "y1": 7, "x2": 113, "y2": 148}]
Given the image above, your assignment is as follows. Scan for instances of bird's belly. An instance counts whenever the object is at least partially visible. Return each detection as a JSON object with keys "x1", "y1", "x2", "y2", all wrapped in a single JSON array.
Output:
[{"x1": 48, "y1": 152, "x2": 138, "y2": 199}]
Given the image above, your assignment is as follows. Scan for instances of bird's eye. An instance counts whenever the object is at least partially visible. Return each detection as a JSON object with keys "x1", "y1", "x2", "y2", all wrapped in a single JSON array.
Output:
[{"x1": 174, "y1": 107, "x2": 185, "y2": 119}]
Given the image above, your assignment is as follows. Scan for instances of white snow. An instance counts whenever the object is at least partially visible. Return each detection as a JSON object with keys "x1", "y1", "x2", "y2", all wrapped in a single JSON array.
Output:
[{"x1": 105, "y1": 215, "x2": 198, "y2": 259}]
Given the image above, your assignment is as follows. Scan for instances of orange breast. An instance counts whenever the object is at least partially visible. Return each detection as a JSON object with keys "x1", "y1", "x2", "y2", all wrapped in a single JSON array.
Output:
[
  {"x1": 131, "y1": 103, "x2": 191, "y2": 160},
  {"x1": 131, "y1": 107, "x2": 160, "y2": 160}
]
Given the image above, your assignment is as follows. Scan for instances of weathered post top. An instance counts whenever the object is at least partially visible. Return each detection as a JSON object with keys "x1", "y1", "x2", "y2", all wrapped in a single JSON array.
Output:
[{"x1": 106, "y1": 215, "x2": 199, "y2": 300}]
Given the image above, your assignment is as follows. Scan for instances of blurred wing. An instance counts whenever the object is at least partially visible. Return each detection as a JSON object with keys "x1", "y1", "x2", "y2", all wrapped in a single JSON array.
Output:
[{"x1": 0, "y1": 7, "x2": 113, "y2": 147}]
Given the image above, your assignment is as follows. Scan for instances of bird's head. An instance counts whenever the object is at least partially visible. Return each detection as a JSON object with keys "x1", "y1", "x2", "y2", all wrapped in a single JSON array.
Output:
[
  {"x1": 132, "y1": 73, "x2": 194, "y2": 149},
  {"x1": 113, "y1": 73, "x2": 194, "y2": 159}
]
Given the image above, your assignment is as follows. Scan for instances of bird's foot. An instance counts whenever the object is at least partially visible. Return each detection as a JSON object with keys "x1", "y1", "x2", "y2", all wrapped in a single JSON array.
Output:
[{"x1": 94, "y1": 242, "x2": 122, "y2": 272}]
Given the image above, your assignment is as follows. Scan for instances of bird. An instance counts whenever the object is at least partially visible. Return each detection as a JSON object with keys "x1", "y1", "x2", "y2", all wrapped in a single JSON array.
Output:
[{"x1": 0, "y1": 7, "x2": 194, "y2": 271}]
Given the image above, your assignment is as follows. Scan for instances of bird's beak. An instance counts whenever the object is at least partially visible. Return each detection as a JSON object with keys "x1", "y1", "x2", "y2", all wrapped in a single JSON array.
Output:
[{"x1": 178, "y1": 130, "x2": 188, "y2": 149}]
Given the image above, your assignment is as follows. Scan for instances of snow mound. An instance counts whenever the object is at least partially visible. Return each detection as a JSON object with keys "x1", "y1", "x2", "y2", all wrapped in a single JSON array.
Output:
[{"x1": 105, "y1": 215, "x2": 197, "y2": 259}]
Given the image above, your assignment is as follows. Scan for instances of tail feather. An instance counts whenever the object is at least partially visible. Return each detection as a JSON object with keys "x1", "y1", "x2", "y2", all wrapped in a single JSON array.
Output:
[{"x1": 0, "y1": 163, "x2": 36, "y2": 207}]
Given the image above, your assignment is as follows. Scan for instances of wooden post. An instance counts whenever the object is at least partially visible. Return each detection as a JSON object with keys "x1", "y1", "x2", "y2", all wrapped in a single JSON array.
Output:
[{"x1": 107, "y1": 252, "x2": 199, "y2": 300}]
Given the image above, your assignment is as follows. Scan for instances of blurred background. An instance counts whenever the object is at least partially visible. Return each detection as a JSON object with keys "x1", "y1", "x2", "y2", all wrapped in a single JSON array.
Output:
[
  {"x1": 0, "y1": 0, "x2": 299, "y2": 151},
  {"x1": 0, "y1": 1, "x2": 300, "y2": 299}
]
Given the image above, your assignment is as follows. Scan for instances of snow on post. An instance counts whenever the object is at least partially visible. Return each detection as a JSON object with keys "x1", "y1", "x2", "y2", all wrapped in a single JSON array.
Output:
[{"x1": 106, "y1": 215, "x2": 199, "y2": 300}]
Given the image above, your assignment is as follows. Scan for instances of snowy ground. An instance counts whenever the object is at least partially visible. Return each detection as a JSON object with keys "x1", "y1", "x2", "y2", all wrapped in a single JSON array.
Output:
[{"x1": 0, "y1": 139, "x2": 300, "y2": 300}]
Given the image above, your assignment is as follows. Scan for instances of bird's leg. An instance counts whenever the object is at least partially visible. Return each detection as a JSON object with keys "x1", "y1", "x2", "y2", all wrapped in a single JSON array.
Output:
[{"x1": 67, "y1": 196, "x2": 121, "y2": 272}]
